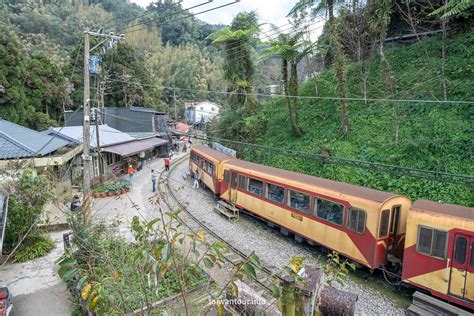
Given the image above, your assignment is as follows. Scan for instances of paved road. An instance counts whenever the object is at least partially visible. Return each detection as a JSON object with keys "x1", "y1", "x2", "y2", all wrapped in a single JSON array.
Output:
[
  {"x1": 0, "y1": 154, "x2": 186, "y2": 316},
  {"x1": 0, "y1": 232, "x2": 72, "y2": 316}
]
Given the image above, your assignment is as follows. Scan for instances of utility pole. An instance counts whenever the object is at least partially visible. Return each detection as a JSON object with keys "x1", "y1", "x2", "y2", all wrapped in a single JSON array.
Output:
[
  {"x1": 82, "y1": 30, "x2": 124, "y2": 223},
  {"x1": 95, "y1": 108, "x2": 103, "y2": 182},
  {"x1": 82, "y1": 30, "x2": 92, "y2": 224},
  {"x1": 173, "y1": 89, "x2": 177, "y2": 121}
]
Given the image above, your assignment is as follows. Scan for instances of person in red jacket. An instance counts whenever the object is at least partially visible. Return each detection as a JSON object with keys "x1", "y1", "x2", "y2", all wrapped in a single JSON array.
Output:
[{"x1": 164, "y1": 157, "x2": 170, "y2": 171}]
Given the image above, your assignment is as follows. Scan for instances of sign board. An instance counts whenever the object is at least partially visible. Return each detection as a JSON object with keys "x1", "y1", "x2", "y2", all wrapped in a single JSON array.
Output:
[{"x1": 212, "y1": 142, "x2": 236, "y2": 157}]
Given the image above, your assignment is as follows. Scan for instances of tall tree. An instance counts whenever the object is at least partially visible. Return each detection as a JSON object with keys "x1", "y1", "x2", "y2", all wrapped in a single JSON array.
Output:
[
  {"x1": 262, "y1": 31, "x2": 314, "y2": 136},
  {"x1": 208, "y1": 11, "x2": 260, "y2": 115},
  {"x1": 331, "y1": 20, "x2": 350, "y2": 136},
  {"x1": 288, "y1": 0, "x2": 346, "y2": 21}
]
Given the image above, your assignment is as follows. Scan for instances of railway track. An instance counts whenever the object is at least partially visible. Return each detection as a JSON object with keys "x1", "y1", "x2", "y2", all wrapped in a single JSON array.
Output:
[{"x1": 157, "y1": 154, "x2": 282, "y2": 305}]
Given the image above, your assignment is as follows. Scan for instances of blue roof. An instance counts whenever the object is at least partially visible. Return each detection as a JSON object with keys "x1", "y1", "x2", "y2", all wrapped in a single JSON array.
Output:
[
  {"x1": 46, "y1": 125, "x2": 135, "y2": 149},
  {"x1": 0, "y1": 119, "x2": 71, "y2": 159}
]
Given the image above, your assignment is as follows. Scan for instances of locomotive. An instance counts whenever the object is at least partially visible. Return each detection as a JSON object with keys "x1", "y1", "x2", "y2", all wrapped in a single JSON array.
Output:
[{"x1": 189, "y1": 145, "x2": 473, "y2": 311}]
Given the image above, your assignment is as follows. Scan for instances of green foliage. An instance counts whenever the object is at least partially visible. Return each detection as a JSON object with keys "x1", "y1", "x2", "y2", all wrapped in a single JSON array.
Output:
[
  {"x1": 322, "y1": 251, "x2": 356, "y2": 286},
  {"x1": 430, "y1": 0, "x2": 474, "y2": 18},
  {"x1": 91, "y1": 180, "x2": 130, "y2": 194},
  {"x1": 147, "y1": 42, "x2": 225, "y2": 104},
  {"x1": 12, "y1": 231, "x2": 54, "y2": 263},
  {"x1": 3, "y1": 169, "x2": 52, "y2": 251},
  {"x1": 0, "y1": 26, "x2": 63, "y2": 128},
  {"x1": 237, "y1": 32, "x2": 474, "y2": 206}
]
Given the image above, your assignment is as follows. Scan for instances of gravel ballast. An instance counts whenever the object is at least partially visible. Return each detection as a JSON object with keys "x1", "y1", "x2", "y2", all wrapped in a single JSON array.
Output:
[{"x1": 160, "y1": 159, "x2": 407, "y2": 315}]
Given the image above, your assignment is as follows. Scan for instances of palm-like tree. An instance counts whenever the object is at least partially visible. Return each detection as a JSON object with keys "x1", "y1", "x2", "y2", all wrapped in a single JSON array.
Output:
[
  {"x1": 208, "y1": 26, "x2": 259, "y2": 113},
  {"x1": 288, "y1": 0, "x2": 350, "y2": 21},
  {"x1": 262, "y1": 31, "x2": 314, "y2": 136}
]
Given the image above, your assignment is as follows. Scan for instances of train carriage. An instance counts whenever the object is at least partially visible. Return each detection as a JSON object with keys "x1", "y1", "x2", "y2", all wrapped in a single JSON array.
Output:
[
  {"x1": 402, "y1": 200, "x2": 474, "y2": 310},
  {"x1": 188, "y1": 145, "x2": 474, "y2": 311},
  {"x1": 219, "y1": 159, "x2": 412, "y2": 269},
  {"x1": 189, "y1": 145, "x2": 232, "y2": 194}
]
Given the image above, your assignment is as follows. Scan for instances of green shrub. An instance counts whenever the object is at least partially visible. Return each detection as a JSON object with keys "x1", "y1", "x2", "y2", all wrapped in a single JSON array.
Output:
[{"x1": 12, "y1": 232, "x2": 55, "y2": 263}]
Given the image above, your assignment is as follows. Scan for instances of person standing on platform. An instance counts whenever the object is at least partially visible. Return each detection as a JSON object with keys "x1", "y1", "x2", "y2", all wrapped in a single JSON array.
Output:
[
  {"x1": 164, "y1": 157, "x2": 170, "y2": 171},
  {"x1": 151, "y1": 170, "x2": 157, "y2": 192},
  {"x1": 127, "y1": 163, "x2": 134, "y2": 182},
  {"x1": 193, "y1": 169, "x2": 200, "y2": 189}
]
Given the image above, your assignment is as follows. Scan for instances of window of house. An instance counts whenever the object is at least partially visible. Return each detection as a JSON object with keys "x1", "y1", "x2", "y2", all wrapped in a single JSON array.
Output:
[
  {"x1": 416, "y1": 226, "x2": 448, "y2": 259},
  {"x1": 247, "y1": 178, "x2": 264, "y2": 196},
  {"x1": 200, "y1": 107, "x2": 203, "y2": 110},
  {"x1": 379, "y1": 210, "x2": 390, "y2": 238},
  {"x1": 315, "y1": 198, "x2": 344, "y2": 225},
  {"x1": 238, "y1": 175, "x2": 246, "y2": 190},
  {"x1": 454, "y1": 237, "x2": 467, "y2": 264},
  {"x1": 224, "y1": 170, "x2": 230, "y2": 184},
  {"x1": 266, "y1": 183, "x2": 284, "y2": 204},
  {"x1": 211, "y1": 107, "x2": 215, "y2": 111},
  {"x1": 347, "y1": 208, "x2": 366, "y2": 234},
  {"x1": 288, "y1": 190, "x2": 310, "y2": 213}
]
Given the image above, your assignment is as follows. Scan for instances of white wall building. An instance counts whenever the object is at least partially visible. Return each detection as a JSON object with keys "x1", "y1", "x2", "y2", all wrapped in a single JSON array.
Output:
[{"x1": 185, "y1": 101, "x2": 220, "y2": 125}]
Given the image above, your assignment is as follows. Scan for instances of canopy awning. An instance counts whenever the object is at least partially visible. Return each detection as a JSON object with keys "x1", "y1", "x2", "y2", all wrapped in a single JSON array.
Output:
[{"x1": 102, "y1": 137, "x2": 168, "y2": 157}]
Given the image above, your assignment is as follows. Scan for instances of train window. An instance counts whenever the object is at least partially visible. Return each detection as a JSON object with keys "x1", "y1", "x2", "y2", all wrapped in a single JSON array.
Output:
[
  {"x1": 224, "y1": 170, "x2": 230, "y2": 184},
  {"x1": 288, "y1": 190, "x2": 310, "y2": 213},
  {"x1": 454, "y1": 237, "x2": 467, "y2": 264},
  {"x1": 347, "y1": 208, "x2": 366, "y2": 234},
  {"x1": 204, "y1": 160, "x2": 214, "y2": 175},
  {"x1": 248, "y1": 178, "x2": 264, "y2": 196},
  {"x1": 266, "y1": 183, "x2": 284, "y2": 204},
  {"x1": 416, "y1": 226, "x2": 448, "y2": 259},
  {"x1": 315, "y1": 198, "x2": 344, "y2": 225},
  {"x1": 379, "y1": 210, "x2": 390, "y2": 238},
  {"x1": 470, "y1": 242, "x2": 474, "y2": 267},
  {"x1": 238, "y1": 175, "x2": 246, "y2": 190},
  {"x1": 432, "y1": 230, "x2": 447, "y2": 258}
]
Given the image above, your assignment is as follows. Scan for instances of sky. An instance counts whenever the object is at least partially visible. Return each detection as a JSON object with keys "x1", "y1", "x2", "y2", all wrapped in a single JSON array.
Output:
[
  {"x1": 130, "y1": 0, "x2": 297, "y2": 27},
  {"x1": 129, "y1": 0, "x2": 325, "y2": 40}
]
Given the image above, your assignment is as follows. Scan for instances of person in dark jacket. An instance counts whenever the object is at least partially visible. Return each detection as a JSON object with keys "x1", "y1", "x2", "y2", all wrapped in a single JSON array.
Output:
[{"x1": 70, "y1": 195, "x2": 82, "y2": 212}]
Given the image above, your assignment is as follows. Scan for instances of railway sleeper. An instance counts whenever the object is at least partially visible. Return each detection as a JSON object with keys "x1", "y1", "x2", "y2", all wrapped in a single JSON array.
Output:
[{"x1": 408, "y1": 291, "x2": 472, "y2": 316}]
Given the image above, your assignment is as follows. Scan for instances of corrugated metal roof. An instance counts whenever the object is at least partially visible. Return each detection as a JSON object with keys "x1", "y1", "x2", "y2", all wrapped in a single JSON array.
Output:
[
  {"x1": 102, "y1": 137, "x2": 168, "y2": 157},
  {"x1": 0, "y1": 119, "x2": 70, "y2": 159},
  {"x1": 226, "y1": 159, "x2": 396, "y2": 203},
  {"x1": 411, "y1": 200, "x2": 473, "y2": 220},
  {"x1": 46, "y1": 125, "x2": 135, "y2": 149}
]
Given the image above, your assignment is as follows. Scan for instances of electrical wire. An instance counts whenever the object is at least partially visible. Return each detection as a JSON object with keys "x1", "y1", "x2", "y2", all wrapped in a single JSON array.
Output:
[
  {"x1": 83, "y1": 111, "x2": 474, "y2": 185},
  {"x1": 122, "y1": 1, "x2": 240, "y2": 36},
  {"x1": 105, "y1": 78, "x2": 474, "y2": 105},
  {"x1": 116, "y1": 1, "x2": 214, "y2": 33}
]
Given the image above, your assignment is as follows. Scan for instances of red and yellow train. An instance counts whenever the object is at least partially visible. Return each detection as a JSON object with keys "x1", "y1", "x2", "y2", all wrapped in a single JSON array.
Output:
[{"x1": 189, "y1": 145, "x2": 474, "y2": 310}]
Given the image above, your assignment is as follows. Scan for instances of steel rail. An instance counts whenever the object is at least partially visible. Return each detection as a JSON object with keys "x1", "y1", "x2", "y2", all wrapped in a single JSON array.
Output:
[{"x1": 157, "y1": 154, "x2": 283, "y2": 295}]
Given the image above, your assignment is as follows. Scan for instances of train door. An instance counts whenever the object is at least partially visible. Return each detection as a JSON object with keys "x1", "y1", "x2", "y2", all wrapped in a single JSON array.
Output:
[
  {"x1": 448, "y1": 234, "x2": 474, "y2": 302},
  {"x1": 229, "y1": 172, "x2": 238, "y2": 204},
  {"x1": 388, "y1": 206, "x2": 401, "y2": 256}
]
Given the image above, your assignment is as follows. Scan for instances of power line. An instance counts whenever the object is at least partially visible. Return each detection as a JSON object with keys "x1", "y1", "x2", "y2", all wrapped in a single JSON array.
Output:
[
  {"x1": 81, "y1": 111, "x2": 473, "y2": 185},
  {"x1": 115, "y1": 1, "x2": 213, "y2": 32},
  {"x1": 187, "y1": 134, "x2": 474, "y2": 186},
  {"x1": 105, "y1": 78, "x2": 474, "y2": 105},
  {"x1": 123, "y1": 1, "x2": 240, "y2": 36}
]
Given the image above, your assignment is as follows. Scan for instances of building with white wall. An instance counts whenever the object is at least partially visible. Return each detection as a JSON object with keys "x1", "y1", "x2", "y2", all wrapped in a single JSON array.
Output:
[{"x1": 185, "y1": 101, "x2": 220, "y2": 126}]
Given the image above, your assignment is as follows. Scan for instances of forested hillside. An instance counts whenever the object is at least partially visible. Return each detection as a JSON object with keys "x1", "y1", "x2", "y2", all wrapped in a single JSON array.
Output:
[
  {"x1": 0, "y1": 0, "x2": 228, "y2": 128},
  {"x1": 239, "y1": 32, "x2": 474, "y2": 206},
  {"x1": 207, "y1": 1, "x2": 474, "y2": 207}
]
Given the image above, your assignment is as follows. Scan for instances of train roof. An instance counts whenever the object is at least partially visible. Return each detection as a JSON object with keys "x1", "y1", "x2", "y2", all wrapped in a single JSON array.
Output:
[
  {"x1": 225, "y1": 159, "x2": 397, "y2": 203},
  {"x1": 411, "y1": 200, "x2": 473, "y2": 220},
  {"x1": 192, "y1": 145, "x2": 232, "y2": 161}
]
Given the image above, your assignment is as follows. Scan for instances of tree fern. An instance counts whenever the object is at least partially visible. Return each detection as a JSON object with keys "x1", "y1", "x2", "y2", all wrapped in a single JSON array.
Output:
[{"x1": 429, "y1": 0, "x2": 474, "y2": 18}]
